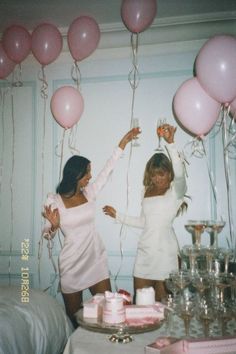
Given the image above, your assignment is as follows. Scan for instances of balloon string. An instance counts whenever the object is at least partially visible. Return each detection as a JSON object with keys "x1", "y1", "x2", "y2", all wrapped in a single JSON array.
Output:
[
  {"x1": 183, "y1": 136, "x2": 220, "y2": 219},
  {"x1": 58, "y1": 129, "x2": 66, "y2": 251},
  {"x1": 225, "y1": 131, "x2": 236, "y2": 152},
  {"x1": 0, "y1": 89, "x2": 5, "y2": 208},
  {"x1": 184, "y1": 137, "x2": 205, "y2": 158},
  {"x1": 208, "y1": 106, "x2": 224, "y2": 140},
  {"x1": 224, "y1": 106, "x2": 236, "y2": 156},
  {"x1": 38, "y1": 67, "x2": 48, "y2": 288},
  {"x1": 59, "y1": 129, "x2": 66, "y2": 182},
  {"x1": 55, "y1": 139, "x2": 63, "y2": 158},
  {"x1": 38, "y1": 234, "x2": 59, "y2": 296},
  {"x1": 0, "y1": 86, "x2": 11, "y2": 208},
  {"x1": 128, "y1": 33, "x2": 140, "y2": 123},
  {"x1": 12, "y1": 64, "x2": 23, "y2": 87},
  {"x1": 41, "y1": 69, "x2": 47, "y2": 206},
  {"x1": 222, "y1": 107, "x2": 235, "y2": 259},
  {"x1": 71, "y1": 61, "x2": 81, "y2": 90},
  {"x1": 68, "y1": 124, "x2": 80, "y2": 155},
  {"x1": 114, "y1": 33, "x2": 140, "y2": 291},
  {"x1": 8, "y1": 89, "x2": 15, "y2": 285},
  {"x1": 200, "y1": 138, "x2": 218, "y2": 216},
  {"x1": 38, "y1": 66, "x2": 48, "y2": 99},
  {"x1": 114, "y1": 145, "x2": 133, "y2": 292},
  {"x1": 39, "y1": 128, "x2": 66, "y2": 284}
]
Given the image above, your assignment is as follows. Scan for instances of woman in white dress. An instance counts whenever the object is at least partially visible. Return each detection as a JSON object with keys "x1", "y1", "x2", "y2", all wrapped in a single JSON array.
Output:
[
  {"x1": 103, "y1": 124, "x2": 187, "y2": 301},
  {"x1": 42, "y1": 127, "x2": 140, "y2": 327}
]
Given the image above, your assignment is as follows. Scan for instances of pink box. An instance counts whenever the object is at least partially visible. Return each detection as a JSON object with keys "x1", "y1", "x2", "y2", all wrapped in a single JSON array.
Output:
[
  {"x1": 145, "y1": 337, "x2": 180, "y2": 354},
  {"x1": 182, "y1": 337, "x2": 236, "y2": 354},
  {"x1": 145, "y1": 336, "x2": 236, "y2": 354}
]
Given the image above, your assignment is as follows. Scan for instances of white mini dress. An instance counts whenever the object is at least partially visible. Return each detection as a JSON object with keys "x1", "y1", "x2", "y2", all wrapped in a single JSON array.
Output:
[{"x1": 116, "y1": 143, "x2": 187, "y2": 280}]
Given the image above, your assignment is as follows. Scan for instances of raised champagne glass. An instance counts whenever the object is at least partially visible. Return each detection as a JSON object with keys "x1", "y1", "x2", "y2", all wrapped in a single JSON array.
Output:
[
  {"x1": 155, "y1": 118, "x2": 166, "y2": 151},
  {"x1": 131, "y1": 118, "x2": 140, "y2": 147}
]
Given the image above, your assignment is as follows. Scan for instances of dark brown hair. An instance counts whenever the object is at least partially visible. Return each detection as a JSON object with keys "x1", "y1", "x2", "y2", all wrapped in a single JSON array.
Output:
[{"x1": 56, "y1": 155, "x2": 90, "y2": 197}]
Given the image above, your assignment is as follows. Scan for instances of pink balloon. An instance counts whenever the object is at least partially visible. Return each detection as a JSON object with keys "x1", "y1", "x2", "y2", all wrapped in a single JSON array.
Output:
[
  {"x1": 196, "y1": 35, "x2": 236, "y2": 104},
  {"x1": 50, "y1": 86, "x2": 84, "y2": 129},
  {"x1": 173, "y1": 77, "x2": 221, "y2": 136},
  {"x1": 121, "y1": 0, "x2": 157, "y2": 33},
  {"x1": 67, "y1": 16, "x2": 100, "y2": 61},
  {"x1": 0, "y1": 42, "x2": 16, "y2": 79},
  {"x1": 2, "y1": 25, "x2": 31, "y2": 64},
  {"x1": 31, "y1": 23, "x2": 62, "y2": 66}
]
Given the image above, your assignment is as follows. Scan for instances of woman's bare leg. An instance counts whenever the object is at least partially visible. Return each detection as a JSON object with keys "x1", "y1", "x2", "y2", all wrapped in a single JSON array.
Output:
[
  {"x1": 154, "y1": 280, "x2": 168, "y2": 301},
  {"x1": 62, "y1": 291, "x2": 83, "y2": 329},
  {"x1": 89, "y1": 278, "x2": 111, "y2": 295}
]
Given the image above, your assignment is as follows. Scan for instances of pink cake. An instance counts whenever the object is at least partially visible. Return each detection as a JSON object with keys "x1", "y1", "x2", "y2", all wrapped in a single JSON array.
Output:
[
  {"x1": 125, "y1": 303, "x2": 164, "y2": 326},
  {"x1": 136, "y1": 287, "x2": 155, "y2": 305},
  {"x1": 102, "y1": 292, "x2": 125, "y2": 324},
  {"x1": 83, "y1": 294, "x2": 104, "y2": 319}
]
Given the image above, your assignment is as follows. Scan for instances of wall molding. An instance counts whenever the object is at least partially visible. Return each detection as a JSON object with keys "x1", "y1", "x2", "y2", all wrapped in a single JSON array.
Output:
[{"x1": 58, "y1": 11, "x2": 236, "y2": 51}]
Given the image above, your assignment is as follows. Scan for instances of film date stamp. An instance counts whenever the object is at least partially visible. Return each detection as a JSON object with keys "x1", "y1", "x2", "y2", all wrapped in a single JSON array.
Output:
[{"x1": 21, "y1": 238, "x2": 30, "y2": 303}]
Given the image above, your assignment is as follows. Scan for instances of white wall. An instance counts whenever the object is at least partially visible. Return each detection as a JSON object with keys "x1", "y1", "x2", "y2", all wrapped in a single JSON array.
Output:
[{"x1": 0, "y1": 14, "x2": 236, "y2": 301}]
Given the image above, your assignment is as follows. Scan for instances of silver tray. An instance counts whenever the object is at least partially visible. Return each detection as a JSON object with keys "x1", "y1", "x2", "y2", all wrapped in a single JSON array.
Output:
[{"x1": 76, "y1": 308, "x2": 164, "y2": 334}]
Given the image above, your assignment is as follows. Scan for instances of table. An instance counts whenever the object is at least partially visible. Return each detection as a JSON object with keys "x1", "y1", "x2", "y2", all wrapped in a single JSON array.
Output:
[
  {"x1": 63, "y1": 315, "x2": 236, "y2": 354},
  {"x1": 63, "y1": 325, "x2": 168, "y2": 354}
]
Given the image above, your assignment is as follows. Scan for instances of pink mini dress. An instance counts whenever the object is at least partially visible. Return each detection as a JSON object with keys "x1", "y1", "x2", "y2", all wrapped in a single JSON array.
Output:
[{"x1": 43, "y1": 147, "x2": 123, "y2": 293}]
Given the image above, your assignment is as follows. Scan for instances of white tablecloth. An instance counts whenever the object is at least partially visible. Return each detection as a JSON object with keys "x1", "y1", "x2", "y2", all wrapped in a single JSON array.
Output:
[
  {"x1": 63, "y1": 315, "x2": 236, "y2": 354},
  {"x1": 63, "y1": 326, "x2": 166, "y2": 354}
]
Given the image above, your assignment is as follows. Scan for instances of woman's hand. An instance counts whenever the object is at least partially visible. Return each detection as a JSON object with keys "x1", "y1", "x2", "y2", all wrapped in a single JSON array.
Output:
[
  {"x1": 118, "y1": 127, "x2": 141, "y2": 150},
  {"x1": 158, "y1": 124, "x2": 176, "y2": 144},
  {"x1": 103, "y1": 205, "x2": 117, "y2": 219},
  {"x1": 42, "y1": 205, "x2": 60, "y2": 230}
]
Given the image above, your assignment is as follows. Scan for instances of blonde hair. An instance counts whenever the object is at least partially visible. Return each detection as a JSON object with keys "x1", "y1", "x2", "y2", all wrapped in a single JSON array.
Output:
[
  {"x1": 143, "y1": 153, "x2": 174, "y2": 189},
  {"x1": 143, "y1": 152, "x2": 187, "y2": 215}
]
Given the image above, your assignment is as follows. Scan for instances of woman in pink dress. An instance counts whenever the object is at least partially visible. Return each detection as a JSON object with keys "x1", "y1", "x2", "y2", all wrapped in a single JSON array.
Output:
[{"x1": 42, "y1": 128, "x2": 140, "y2": 327}]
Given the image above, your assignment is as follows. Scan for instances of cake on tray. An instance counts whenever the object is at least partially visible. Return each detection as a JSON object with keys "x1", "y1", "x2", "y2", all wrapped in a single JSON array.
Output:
[
  {"x1": 81, "y1": 290, "x2": 164, "y2": 327},
  {"x1": 125, "y1": 303, "x2": 164, "y2": 326},
  {"x1": 102, "y1": 291, "x2": 125, "y2": 324}
]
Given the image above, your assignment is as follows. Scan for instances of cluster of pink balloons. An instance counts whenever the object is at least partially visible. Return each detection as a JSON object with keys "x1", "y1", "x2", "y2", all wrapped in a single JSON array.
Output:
[
  {"x1": 50, "y1": 15, "x2": 100, "y2": 129},
  {"x1": 50, "y1": 0, "x2": 157, "y2": 130},
  {"x1": 121, "y1": 0, "x2": 157, "y2": 33},
  {"x1": 0, "y1": 16, "x2": 101, "y2": 129},
  {"x1": 173, "y1": 34, "x2": 236, "y2": 137},
  {"x1": 0, "y1": 23, "x2": 63, "y2": 79}
]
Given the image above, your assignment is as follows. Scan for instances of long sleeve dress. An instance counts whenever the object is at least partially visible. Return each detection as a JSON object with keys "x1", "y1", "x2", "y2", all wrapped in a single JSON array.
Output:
[
  {"x1": 43, "y1": 147, "x2": 123, "y2": 294},
  {"x1": 116, "y1": 143, "x2": 187, "y2": 280}
]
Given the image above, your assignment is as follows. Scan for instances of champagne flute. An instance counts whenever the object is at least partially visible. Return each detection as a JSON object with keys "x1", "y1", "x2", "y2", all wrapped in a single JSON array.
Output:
[
  {"x1": 131, "y1": 117, "x2": 140, "y2": 147},
  {"x1": 217, "y1": 304, "x2": 232, "y2": 336},
  {"x1": 176, "y1": 300, "x2": 195, "y2": 338},
  {"x1": 185, "y1": 220, "x2": 207, "y2": 250},
  {"x1": 155, "y1": 117, "x2": 166, "y2": 151},
  {"x1": 171, "y1": 270, "x2": 191, "y2": 302},
  {"x1": 198, "y1": 305, "x2": 215, "y2": 337},
  {"x1": 205, "y1": 220, "x2": 225, "y2": 250},
  {"x1": 192, "y1": 275, "x2": 210, "y2": 305}
]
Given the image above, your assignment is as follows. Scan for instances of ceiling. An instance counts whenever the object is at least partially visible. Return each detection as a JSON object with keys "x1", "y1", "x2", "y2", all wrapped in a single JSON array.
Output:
[{"x1": 0, "y1": 0, "x2": 236, "y2": 34}]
